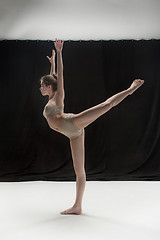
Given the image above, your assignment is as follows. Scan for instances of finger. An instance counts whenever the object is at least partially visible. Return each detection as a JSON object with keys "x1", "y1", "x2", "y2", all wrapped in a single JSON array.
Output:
[
  {"x1": 47, "y1": 57, "x2": 51, "y2": 62},
  {"x1": 46, "y1": 56, "x2": 51, "y2": 62}
]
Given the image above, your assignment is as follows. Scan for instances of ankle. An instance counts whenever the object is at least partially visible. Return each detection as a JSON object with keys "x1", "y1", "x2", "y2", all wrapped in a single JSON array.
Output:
[
  {"x1": 73, "y1": 203, "x2": 82, "y2": 208},
  {"x1": 127, "y1": 87, "x2": 133, "y2": 95}
]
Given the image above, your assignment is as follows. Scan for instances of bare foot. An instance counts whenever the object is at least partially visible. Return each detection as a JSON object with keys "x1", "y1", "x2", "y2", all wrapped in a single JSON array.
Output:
[
  {"x1": 129, "y1": 79, "x2": 144, "y2": 95},
  {"x1": 60, "y1": 205, "x2": 82, "y2": 215}
]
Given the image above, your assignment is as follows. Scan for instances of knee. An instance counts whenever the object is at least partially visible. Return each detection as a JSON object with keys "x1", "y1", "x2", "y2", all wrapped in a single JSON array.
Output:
[
  {"x1": 75, "y1": 168, "x2": 86, "y2": 177},
  {"x1": 102, "y1": 100, "x2": 113, "y2": 109}
]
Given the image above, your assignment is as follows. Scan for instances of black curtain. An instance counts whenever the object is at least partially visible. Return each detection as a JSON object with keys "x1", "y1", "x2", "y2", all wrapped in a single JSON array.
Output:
[{"x1": 0, "y1": 40, "x2": 160, "y2": 182}]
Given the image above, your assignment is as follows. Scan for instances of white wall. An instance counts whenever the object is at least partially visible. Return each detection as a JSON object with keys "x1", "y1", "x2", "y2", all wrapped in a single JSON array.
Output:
[{"x1": 0, "y1": 0, "x2": 159, "y2": 40}]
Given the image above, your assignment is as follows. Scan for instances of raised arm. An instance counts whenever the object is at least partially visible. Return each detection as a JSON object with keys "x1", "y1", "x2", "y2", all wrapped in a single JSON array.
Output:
[
  {"x1": 46, "y1": 49, "x2": 55, "y2": 75},
  {"x1": 57, "y1": 51, "x2": 64, "y2": 92},
  {"x1": 54, "y1": 39, "x2": 65, "y2": 105},
  {"x1": 50, "y1": 61, "x2": 55, "y2": 75}
]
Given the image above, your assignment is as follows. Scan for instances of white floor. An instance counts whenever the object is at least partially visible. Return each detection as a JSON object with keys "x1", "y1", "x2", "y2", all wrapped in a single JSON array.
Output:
[{"x1": 0, "y1": 181, "x2": 160, "y2": 240}]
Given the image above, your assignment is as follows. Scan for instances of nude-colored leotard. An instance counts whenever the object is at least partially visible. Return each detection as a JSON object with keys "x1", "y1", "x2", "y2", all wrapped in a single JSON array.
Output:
[{"x1": 43, "y1": 100, "x2": 83, "y2": 139}]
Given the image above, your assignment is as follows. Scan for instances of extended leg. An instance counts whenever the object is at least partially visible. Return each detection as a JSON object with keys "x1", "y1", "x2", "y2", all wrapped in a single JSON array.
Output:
[
  {"x1": 73, "y1": 79, "x2": 144, "y2": 129},
  {"x1": 60, "y1": 130, "x2": 86, "y2": 215}
]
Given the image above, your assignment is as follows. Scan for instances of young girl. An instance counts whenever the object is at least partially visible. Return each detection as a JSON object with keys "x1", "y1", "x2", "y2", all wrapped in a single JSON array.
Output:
[{"x1": 40, "y1": 39, "x2": 144, "y2": 215}]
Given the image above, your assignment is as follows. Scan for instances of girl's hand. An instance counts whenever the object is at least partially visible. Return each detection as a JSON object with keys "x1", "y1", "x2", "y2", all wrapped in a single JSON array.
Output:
[
  {"x1": 46, "y1": 49, "x2": 55, "y2": 64},
  {"x1": 54, "y1": 38, "x2": 64, "y2": 52}
]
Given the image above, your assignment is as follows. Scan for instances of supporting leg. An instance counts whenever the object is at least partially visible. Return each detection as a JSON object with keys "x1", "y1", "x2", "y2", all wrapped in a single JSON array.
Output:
[{"x1": 60, "y1": 130, "x2": 86, "y2": 215}]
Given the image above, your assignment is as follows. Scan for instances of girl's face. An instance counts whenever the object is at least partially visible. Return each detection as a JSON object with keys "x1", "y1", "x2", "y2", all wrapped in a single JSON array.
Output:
[{"x1": 40, "y1": 81, "x2": 49, "y2": 96}]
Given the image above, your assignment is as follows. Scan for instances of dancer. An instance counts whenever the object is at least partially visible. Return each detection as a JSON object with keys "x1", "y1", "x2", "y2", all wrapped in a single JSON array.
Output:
[{"x1": 40, "y1": 39, "x2": 144, "y2": 215}]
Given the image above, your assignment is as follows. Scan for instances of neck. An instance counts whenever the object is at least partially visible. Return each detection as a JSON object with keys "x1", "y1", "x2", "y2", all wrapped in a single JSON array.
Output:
[{"x1": 49, "y1": 91, "x2": 56, "y2": 100}]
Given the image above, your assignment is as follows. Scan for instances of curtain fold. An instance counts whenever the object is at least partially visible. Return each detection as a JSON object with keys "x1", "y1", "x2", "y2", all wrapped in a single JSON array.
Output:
[{"x1": 0, "y1": 40, "x2": 159, "y2": 181}]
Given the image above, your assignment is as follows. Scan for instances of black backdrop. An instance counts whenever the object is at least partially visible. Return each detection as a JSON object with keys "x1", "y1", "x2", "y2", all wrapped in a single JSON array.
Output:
[{"x1": 0, "y1": 40, "x2": 160, "y2": 182}]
